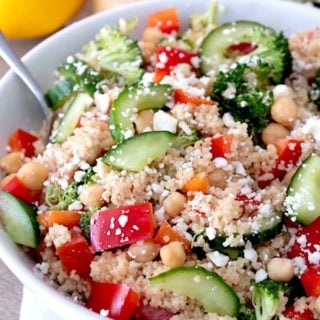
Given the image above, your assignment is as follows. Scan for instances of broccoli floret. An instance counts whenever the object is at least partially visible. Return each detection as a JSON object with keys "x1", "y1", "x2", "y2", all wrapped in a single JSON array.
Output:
[
  {"x1": 173, "y1": 130, "x2": 200, "y2": 149},
  {"x1": 252, "y1": 279, "x2": 288, "y2": 320},
  {"x1": 80, "y1": 205, "x2": 100, "y2": 239},
  {"x1": 242, "y1": 26, "x2": 292, "y2": 84},
  {"x1": 238, "y1": 304, "x2": 256, "y2": 320},
  {"x1": 182, "y1": 0, "x2": 218, "y2": 49},
  {"x1": 309, "y1": 70, "x2": 320, "y2": 108},
  {"x1": 212, "y1": 62, "x2": 273, "y2": 136},
  {"x1": 96, "y1": 27, "x2": 144, "y2": 85}
]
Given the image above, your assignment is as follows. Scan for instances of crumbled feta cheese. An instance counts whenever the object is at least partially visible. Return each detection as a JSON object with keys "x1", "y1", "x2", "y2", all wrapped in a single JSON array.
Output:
[
  {"x1": 301, "y1": 116, "x2": 320, "y2": 143},
  {"x1": 244, "y1": 243, "x2": 258, "y2": 263},
  {"x1": 153, "y1": 110, "x2": 177, "y2": 133},
  {"x1": 68, "y1": 201, "x2": 83, "y2": 211},
  {"x1": 44, "y1": 225, "x2": 71, "y2": 248},
  {"x1": 255, "y1": 269, "x2": 268, "y2": 282},
  {"x1": 273, "y1": 84, "x2": 293, "y2": 99},
  {"x1": 94, "y1": 92, "x2": 110, "y2": 113},
  {"x1": 205, "y1": 227, "x2": 216, "y2": 240},
  {"x1": 207, "y1": 251, "x2": 229, "y2": 267},
  {"x1": 213, "y1": 157, "x2": 229, "y2": 169}
]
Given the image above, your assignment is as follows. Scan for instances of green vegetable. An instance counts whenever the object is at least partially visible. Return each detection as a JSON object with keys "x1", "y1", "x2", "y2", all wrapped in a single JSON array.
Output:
[
  {"x1": 109, "y1": 83, "x2": 172, "y2": 142},
  {"x1": 44, "y1": 78, "x2": 76, "y2": 110},
  {"x1": 45, "y1": 181, "x2": 78, "y2": 211},
  {"x1": 200, "y1": 20, "x2": 292, "y2": 84},
  {"x1": 58, "y1": 57, "x2": 105, "y2": 95},
  {"x1": 96, "y1": 26, "x2": 144, "y2": 85},
  {"x1": 252, "y1": 279, "x2": 288, "y2": 320},
  {"x1": 117, "y1": 17, "x2": 138, "y2": 35},
  {"x1": 80, "y1": 205, "x2": 100, "y2": 238},
  {"x1": 103, "y1": 131, "x2": 198, "y2": 172},
  {"x1": 150, "y1": 266, "x2": 240, "y2": 317},
  {"x1": 285, "y1": 153, "x2": 320, "y2": 225},
  {"x1": 212, "y1": 63, "x2": 274, "y2": 135},
  {"x1": 52, "y1": 92, "x2": 92, "y2": 144},
  {"x1": 45, "y1": 167, "x2": 96, "y2": 210},
  {"x1": 238, "y1": 305, "x2": 257, "y2": 320},
  {"x1": 309, "y1": 69, "x2": 320, "y2": 108},
  {"x1": 0, "y1": 190, "x2": 40, "y2": 248}
]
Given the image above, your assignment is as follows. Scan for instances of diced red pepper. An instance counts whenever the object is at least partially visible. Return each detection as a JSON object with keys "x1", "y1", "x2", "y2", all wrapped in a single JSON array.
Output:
[
  {"x1": 147, "y1": 8, "x2": 180, "y2": 34},
  {"x1": 134, "y1": 302, "x2": 174, "y2": 320},
  {"x1": 90, "y1": 203, "x2": 155, "y2": 252},
  {"x1": 1, "y1": 175, "x2": 39, "y2": 204},
  {"x1": 86, "y1": 282, "x2": 140, "y2": 320},
  {"x1": 37, "y1": 210, "x2": 81, "y2": 229},
  {"x1": 154, "y1": 46, "x2": 198, "y2": 82},
  {"x1": 257, "y1": 138, "x2": 302, "y2": 188},
  {"x1": 154, "y1": 221, "x2": 190, "y2": 250},
  {"x1": 174, "y1": 88, "x2": 216, "y2": 107},
  {"x1": 56, "y1": 232, "x2": 94, "y2": 276},
  {"x1": 235, "y1": 194, "x2": 261, "y2": 216},
  {"x1": 287, "y1": 217, "x2": 320, "y2": 265},
  {"x1": 227, "y1": 42, "x2": 258, "y2": 55},
  {"x1": 282, "y1": 305, "x2": 314, "y2": 320},
  {"x1": 301, "y1": 266, "x2": 320, "y2": 296},
  {"x1": 8, "y1": 129, "x2": 38, "y2": 157},
  {"x1": 210, "y1": 134, "x2": 233, "y2": 159}
]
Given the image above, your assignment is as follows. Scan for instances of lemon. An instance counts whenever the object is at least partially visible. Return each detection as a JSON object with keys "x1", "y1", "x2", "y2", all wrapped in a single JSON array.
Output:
[{"x1": 0, "y1": 0, "x2": 86, "y2": 39}]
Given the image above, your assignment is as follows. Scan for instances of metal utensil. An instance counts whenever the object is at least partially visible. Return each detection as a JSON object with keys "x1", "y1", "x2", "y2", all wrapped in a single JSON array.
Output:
[{"x1": 0, "y1": 31, "x2": 51, "y2": 136}]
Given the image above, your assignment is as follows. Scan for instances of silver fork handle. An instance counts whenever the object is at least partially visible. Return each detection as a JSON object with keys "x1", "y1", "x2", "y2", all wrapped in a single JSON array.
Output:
[{"x1": 0, "y1": 31, "x2": 49, "y2": 118}]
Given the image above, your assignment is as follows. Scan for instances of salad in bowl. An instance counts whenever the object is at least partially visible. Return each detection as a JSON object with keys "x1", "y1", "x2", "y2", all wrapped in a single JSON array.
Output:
[{"x1": 1, "y1": 1, "x2": 320, "y2": 319}]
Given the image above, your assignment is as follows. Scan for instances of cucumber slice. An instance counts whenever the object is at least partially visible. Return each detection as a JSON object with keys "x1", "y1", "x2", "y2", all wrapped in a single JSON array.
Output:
[
  {"x1": 197, "y1": 211, "x2": 282, "y2": 258},
  {"x1": 150, "y1": 266, "x2": 240, "y2": 317},
  {"x1": 200, "y1": 21, "x2": 266, "y2": 75},
  {"x1": 52, "y1": 93, "x2": 93, "y2": 144},
  {"x1": 45, "y1": 78, "x2": 76, "y2": 110},
  {"x1": 285, "y1": 153, "x2": 320, "y2": 225},
  {"x1": 58, "y1": 58, "x2": 104, "y2": 95},
  {"x1": 109, "y1": 83, "x2": 172, "y2": 142},
  {"x1": 102, "y1": 131, "x2": 176, "y2": 171},
  {"x1": 0, "y1": 190, "x2": 39, "y2": 248}
]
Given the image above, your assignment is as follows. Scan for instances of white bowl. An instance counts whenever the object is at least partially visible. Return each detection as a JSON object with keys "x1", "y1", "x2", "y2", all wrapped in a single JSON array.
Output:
[{"x1": 0, "y1": 0, "x2": 320, "y2": 319}]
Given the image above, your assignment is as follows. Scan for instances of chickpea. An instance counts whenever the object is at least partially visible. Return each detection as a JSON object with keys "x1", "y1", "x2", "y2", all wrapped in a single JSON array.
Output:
[
  {"x1": 208, "y1": 169, "x2": 227, "y2": 188},
  {"x1": 79, "y1": 184, "x2": 104, "y2": 207},
  {"x1": 261, "y1": 123, "x2": 289, "y2": 146},
  {"x1": 0, "y1": 152, "x2": 24, "y2": 174},
  {"x1": 281, "y1": 168, "x2": 297, "y2": 187},
  {"x1": 127, "y1": 240, "x2": 160, "y2": 262},
  {"x1": 135, "y1": 110, "x2": 154, "y2": 134},
  {"x1": 163, "y1": 192, "x2": 187, "y2": 218},
  {"x1": 314, "y1": 296, "x2": 320, "y2": 314},
  {"x1": 142, "y1": 27, "x2": 163, "y2": 44},
  {"x1": 270, "y1": 96, "x2": 298, "y2": 128},
  {"x1": 0, "y1": 173, "x2": 15, "y2": 188},
  {"x1": 140, "y1": 42, "x2": 157, "y2": 64},
  {"x1": 267, "y1": 258, "x2": 294, "y2": 282},
  {"x1": 160, "y1": 241, "x2": 186, "y2": 268},
  {"x1": 17, "y1": 162, "x2": 49, "y2": 191}
]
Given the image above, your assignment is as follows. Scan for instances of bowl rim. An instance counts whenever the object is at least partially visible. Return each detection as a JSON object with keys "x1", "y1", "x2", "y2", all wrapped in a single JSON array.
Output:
[{"x1": 1, "y1": 0, "x2": 320, "y2": 319}]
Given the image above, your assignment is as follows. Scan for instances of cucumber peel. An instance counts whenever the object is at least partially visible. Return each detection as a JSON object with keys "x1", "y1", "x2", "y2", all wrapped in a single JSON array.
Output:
[
  {"x1": 103, "y1": 131, "x2": 198, "y2": 172},
  {"x1": 285, "y1": 153, "x2": 320, "y2": 225},
  {"x1": 109, "y1": 83, "x2": 172, "y2": 143},
  {"x1": 150, "y1": 266, "x2": 240, "y2": 317},
  {"x1": 0, "y1": 190, "x2": 40, "y2": 248}
]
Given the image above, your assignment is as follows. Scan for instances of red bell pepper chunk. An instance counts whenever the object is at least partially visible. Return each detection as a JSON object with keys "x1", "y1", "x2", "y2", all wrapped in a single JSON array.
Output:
[
  {"x1": 134, "y1": 302, "x2": 174, "y2": 320},
  {"x1": 147, "y1": 8, "x2": 180, "y2": 34},
  {"x1": 301, "y1": 266, "x2": 320, "y2": 296},
  {"x1": 257, "y1": 138, "x2": 302, "y2": 188},
  {"x1": 174, "y1": 88, "x2": 216, "y2": 107},
  {"x1": 1, "y1": 175, "x2": 39, "y2": 204},
  {"x1": 154, "y1": 46, "x2": 198, "y2": 82},
  {"x1": 287, "y1": 217, "x2": 320, "y2": 264},
  {"x1": 210, "y1": 134, "x2": 233, "y2": 159},
  {"x1": 282, "y1": 305, "x2": 314, "y2": 320},
  {"x1": 227, "y1": 42, "x2": 258, "y2": 55},
  {"x1": 86, "y1": 282, "x2": 140, "y2": 320},
  {"x1": 8, "y1": 129, "x2": 38, "y2": 157},
  {"x1": 56, "y1": 232, "x2": 94, "y2": 276},
  {"x1": 90, "y1": 203, "x2": 155, "y2": 252}
]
